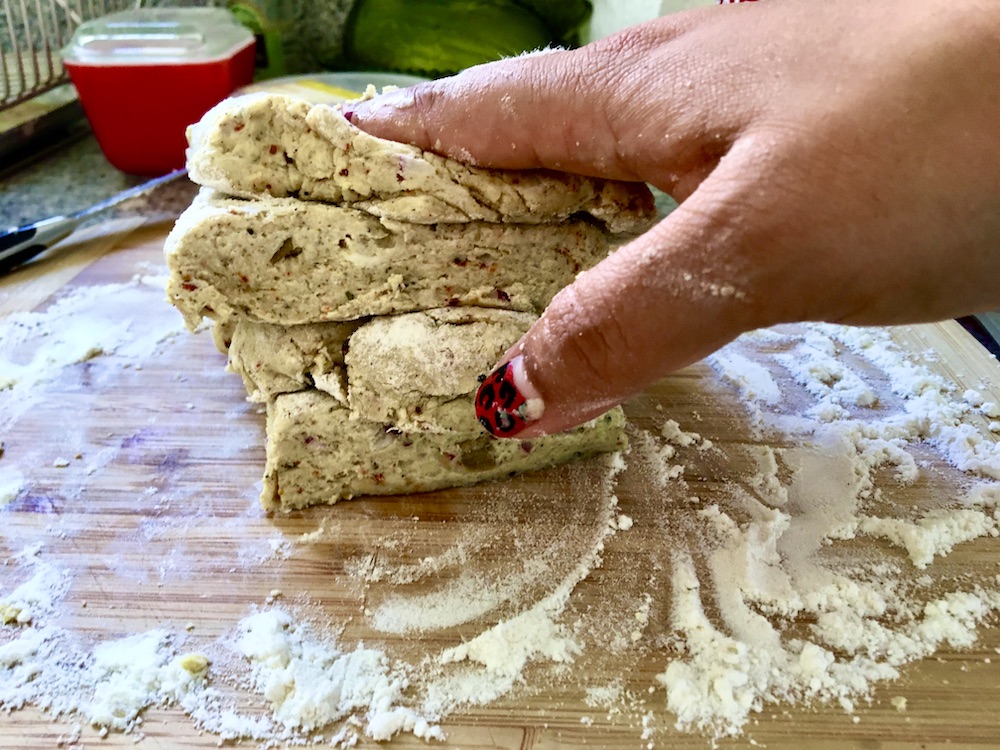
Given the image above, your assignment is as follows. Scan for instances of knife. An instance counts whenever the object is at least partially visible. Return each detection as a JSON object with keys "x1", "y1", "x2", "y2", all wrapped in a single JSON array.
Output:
[{"x1": 0, "y1": 168, "x2": 187, "y2": 276}]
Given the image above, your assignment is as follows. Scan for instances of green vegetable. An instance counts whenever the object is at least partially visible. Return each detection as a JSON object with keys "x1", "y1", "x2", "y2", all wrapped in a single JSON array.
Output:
[
  {"x1": 343, "y1": 0, "x2": 558, "y2": 77},
  {"x1": 512, "y1": 0, "x2": 592, "y2": 46}
]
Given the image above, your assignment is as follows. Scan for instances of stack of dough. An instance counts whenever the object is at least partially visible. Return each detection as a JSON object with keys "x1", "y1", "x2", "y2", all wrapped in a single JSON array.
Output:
[{"x1": 164, "y1": 91, "x2": 657, "y2": 512}]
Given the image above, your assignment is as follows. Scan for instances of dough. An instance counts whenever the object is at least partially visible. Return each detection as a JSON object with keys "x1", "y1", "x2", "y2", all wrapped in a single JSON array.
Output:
[
  {"x1": 346, "y1": 307, "x2": 534, "y2": 433},
  {"x1": 165, "y1": 188, "x2": 616, "y2": 329},
  {"x1": 263, "y1": 389, "x2": 627, "y2": 511},
  {"x1": 228, "y1": 308, "x2": 534, "y2": 434},
  {"x1": 167, "y1": 92, "x2": 643, "y2": 512},
  {"x1": 210, "y1": 316, "x2": 236, "y2": 354},
  {"x1": 186, "y1": 92, "x2": 658, "y2": 233},
  {"x1": 227, "y1": 318, "x2": 361, "y2": 404}
]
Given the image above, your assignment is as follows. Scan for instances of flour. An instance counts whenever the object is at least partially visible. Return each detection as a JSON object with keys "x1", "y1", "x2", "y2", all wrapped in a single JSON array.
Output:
[
  {"x1": 233, "y1": 608, "x2": 441, "y2": 742},
  {"x1": 650, "y1": 323, "x2": 1000, "y2": 738},
  {"x1": 0, "y1": 273, "x2": 181, "y2": 396},
  {"x1": 0, "y1": 544, "x2": 69, "y2": 625},
  {"x1": 0, "y1": 544, "x2": 435, "y2": 743},
  {"x1": 87, "y1": 631, "x2": 202, "y2": 731},
  {"x1": 371, "y1": 562, "x2": 545, "y2": 635},
  {"x1": 854, "y1": 505, "x2": 997, "y2": 569},
  {"x1": 0, "y1": 551, "x2": 205, "y2": 733},
  {"x1": 707, "y1": 349, "x2": 783, "y2": 406},
  {"x1": 439, "y1": 602, "x2": 581, "y2": 678},
  {"x1": 418, "y1": 452, "x2": 625, "y2": 715}
]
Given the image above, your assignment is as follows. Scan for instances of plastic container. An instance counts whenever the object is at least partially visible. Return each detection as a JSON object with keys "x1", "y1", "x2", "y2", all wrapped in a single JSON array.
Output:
[{"x1": 62, "y1": 8, "x2": 255, "y2": 176}]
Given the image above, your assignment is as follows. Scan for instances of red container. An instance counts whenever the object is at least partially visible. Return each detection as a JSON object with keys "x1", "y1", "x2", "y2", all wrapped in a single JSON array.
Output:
[{"x1": 62, "y1": 8, "x2": 255, "y2": 176}]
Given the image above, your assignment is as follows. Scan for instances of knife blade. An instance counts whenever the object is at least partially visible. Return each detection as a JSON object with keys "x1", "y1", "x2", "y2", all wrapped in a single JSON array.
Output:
[{"x1": 0, "y1": 168, "x2": 187, "y2": 276}]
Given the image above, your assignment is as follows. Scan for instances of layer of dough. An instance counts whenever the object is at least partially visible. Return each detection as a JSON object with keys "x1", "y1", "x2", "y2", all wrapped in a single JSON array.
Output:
[
  {"x1": 263, "y1": 389, "x2": 627, "y2": 511},
  {"x1": 186, "y1": 92, "x2": 658, "y2": 233},
  {"x1": 228, "y1": 308, "x2": 534, "y2": 434},
  {"x1": 346, "y1": 307, "x2": 533, "y2": 432},
  {"x1": 165, "y1": 189, "x2": 614, "y2": 328}
]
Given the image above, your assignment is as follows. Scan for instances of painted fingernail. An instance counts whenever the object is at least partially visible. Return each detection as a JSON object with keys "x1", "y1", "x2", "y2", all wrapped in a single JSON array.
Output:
[
  {"x1": 475, "y1": 355, "x2": 545, "y2": 437},
  {"x1": 341, "y1": 107, "x2": 357, "y2": 124}
]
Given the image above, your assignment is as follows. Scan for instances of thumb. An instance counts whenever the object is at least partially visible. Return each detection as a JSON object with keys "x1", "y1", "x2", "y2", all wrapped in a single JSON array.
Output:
[
  {"x1": 342, "y1": 50, "x2": 641, "y2": 177},
  {"x1": 474, "y1": 161, "x2": 775, "y2": 439}
]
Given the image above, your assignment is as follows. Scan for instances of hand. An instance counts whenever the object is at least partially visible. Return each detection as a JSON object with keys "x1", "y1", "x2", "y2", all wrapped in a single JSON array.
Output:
[{"x1": 345, "y1": 0, "x2": 1000, "y2": 437}]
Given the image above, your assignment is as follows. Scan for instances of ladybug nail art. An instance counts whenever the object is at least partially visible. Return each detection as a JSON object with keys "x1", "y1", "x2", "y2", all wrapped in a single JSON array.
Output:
[{"x1": 475, "y1": 356, "x2": 541, "y2": 437}]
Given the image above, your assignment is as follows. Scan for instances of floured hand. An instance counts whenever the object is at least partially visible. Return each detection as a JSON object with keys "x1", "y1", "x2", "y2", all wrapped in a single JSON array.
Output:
[{"x1": 345, "y1": 0, "x2": 1000, "y2": 437}]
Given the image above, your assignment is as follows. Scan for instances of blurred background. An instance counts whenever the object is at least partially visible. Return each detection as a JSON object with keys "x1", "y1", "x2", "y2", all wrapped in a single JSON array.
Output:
[
  {"x1": 0, "y1": 0, "x2": 704, "y2": 171},
  {"x1": 0, "y1": 0, "x2": 702, "y2": 220}
]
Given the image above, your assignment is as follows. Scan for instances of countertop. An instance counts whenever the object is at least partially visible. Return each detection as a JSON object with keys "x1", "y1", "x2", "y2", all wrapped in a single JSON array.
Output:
[{"x1": 0, "y1": 131, "x2": 175, "y2": 229}]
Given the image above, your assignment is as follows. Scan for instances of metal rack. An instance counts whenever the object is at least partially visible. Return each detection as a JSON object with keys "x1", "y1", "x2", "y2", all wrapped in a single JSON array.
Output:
[{"x1": 1, "y1": 0, "x2": 139, "y2": 111}]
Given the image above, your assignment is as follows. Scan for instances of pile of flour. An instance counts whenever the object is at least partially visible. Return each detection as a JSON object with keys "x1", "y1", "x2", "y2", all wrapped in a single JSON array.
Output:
[{"x1": 640, "y1": 324, "x2": 1000, "y2": 737}]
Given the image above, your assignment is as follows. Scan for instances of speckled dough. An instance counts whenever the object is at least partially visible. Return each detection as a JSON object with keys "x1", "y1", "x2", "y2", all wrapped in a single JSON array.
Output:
[
  {"x1": 229, "y1": 308, "x2": 535, "y2": 433},
  {"x1": 165, "y1": 189, "x2": 615, "y2": 328},
  {"x1": 263, "y1": 389, "x2": 627, "y2": 511},
  {"x1": 227, "y1": 318, "x2": 362, "y2": 404},
  {"x1": 347, "y1": 307, "x2": 534, "y2": 433},
  {"x1": 186, "y1": 93, "x2": 658, "y2": 233}
]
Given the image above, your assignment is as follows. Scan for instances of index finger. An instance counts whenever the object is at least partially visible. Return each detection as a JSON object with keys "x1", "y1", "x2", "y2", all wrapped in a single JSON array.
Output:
[{"x1": 343, "y1": 10, "x2": 747, "y2": 186}]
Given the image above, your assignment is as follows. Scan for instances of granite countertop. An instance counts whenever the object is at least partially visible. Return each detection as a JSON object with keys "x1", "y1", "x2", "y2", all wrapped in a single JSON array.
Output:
[
  {"x1": 0, "y1": 129, "x2": 199, "y2": 234},
  {"x1": 0, "y1": 132, "x2": 185, "y2": 228}
]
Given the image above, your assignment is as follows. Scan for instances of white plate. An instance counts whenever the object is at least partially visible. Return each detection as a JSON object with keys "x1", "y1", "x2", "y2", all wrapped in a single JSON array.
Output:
[{"x1": 239, "y1": 71, "x2": 430, "y2": 104}]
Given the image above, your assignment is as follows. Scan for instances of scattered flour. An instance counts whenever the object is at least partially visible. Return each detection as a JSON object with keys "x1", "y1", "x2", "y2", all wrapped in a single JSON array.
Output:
[
  {"x1": 86, "y1": 630, "x2": 204, "y2": 731},
  {"x1": 651, "y1": 324, "x2": 1000, "y2": 738},
  {"x1": 706, "y1": 349, "x2": 782, "y2": 431},
  {"x1": 0, "y1": 273, "x2": 180, "y2": 394},
  {"x1": 425, "y1": 452, "x2": 627, "y2": 714},
  {"x1": 0, "y1": 468, "x2": 24, "y2": 508},
  {"x1": 234, "y1": 609, "x2": 441, "y2": 742},
  {"x1": 370, "y1": 554, "x2": 555, "y2": 635},
  {"x1": 0, "y1": 548, "x2": 210, "y2": 734}
]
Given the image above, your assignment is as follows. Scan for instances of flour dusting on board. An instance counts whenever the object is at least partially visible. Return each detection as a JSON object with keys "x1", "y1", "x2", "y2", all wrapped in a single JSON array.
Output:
[{"x1": 2, "y1": 253, "x2": 1000, "y2": 747}]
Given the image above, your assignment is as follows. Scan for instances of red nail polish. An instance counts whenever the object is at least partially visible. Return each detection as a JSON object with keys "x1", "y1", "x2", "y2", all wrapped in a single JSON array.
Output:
[
  {"x1": 475, "y1": 356, "x2": 543, "y2": 437},
  {"x1": 341, "y1": 107, "x2": 356, "y2": 124}
]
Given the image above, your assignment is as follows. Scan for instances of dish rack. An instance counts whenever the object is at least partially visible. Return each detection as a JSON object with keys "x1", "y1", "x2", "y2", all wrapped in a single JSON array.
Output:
[{"x1": 1, "y1": 0, "x2": 139, "y2": 111}]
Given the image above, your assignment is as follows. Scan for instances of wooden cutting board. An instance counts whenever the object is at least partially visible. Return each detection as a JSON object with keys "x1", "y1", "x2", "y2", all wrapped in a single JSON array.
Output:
[{"x1": 1, "y1": 221, "x2": 999, "y2": 750}]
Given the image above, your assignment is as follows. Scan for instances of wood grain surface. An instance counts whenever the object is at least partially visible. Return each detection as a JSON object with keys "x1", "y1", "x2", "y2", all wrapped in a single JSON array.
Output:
[{"x1": 1, "y1": 222, "x2": 999, "y2": 750}]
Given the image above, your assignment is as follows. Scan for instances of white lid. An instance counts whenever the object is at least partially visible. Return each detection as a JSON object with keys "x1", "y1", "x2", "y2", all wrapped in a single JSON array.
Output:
[{"x1": 62, "y1": 8, "x2": 254, "y2": 66}]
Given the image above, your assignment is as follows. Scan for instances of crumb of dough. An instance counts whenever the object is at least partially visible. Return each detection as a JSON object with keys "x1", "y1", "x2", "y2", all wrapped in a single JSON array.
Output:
[
  {"x1": 175, "y1": 653, "x2": 210, "y2": 674},
  {"x1": 0, "y1": 603, "x2": 25, "y2": 625}
]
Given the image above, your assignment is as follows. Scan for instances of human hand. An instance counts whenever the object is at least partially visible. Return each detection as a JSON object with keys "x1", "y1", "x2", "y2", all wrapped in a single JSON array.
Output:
[{"x1": 345, "y1": 0, "x2": 1000, "y2": 437}]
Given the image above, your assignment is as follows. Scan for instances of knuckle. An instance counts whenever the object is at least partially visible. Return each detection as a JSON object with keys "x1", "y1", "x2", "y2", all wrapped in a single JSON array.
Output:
[{"x1": 408, "y1": 81, "x2": 448, "y2": 123}]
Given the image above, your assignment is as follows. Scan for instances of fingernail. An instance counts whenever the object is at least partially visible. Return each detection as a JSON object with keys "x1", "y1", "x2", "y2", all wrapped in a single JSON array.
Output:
[
  {"x1": 475, "y1": 355, "x2": 545, "y2": 437},
  {"x1": 341, "y1": 106, "x2": 357, "y2": 124}
]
